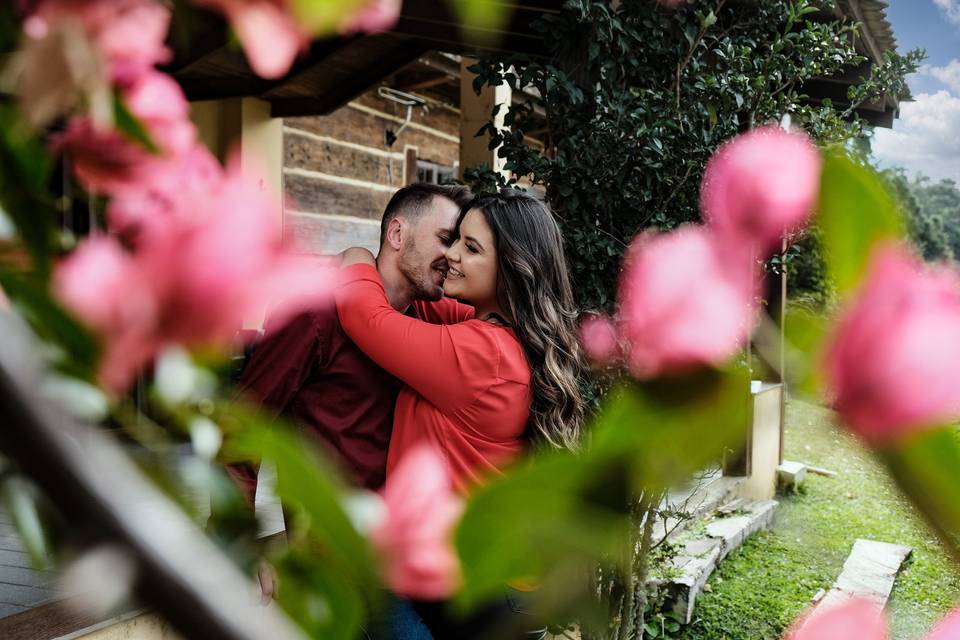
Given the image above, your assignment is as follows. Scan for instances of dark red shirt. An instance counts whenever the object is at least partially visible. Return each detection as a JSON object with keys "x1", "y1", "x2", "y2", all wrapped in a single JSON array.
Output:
[{"x1": 232, "y1": 299, "x2": 402, "y2": 494}]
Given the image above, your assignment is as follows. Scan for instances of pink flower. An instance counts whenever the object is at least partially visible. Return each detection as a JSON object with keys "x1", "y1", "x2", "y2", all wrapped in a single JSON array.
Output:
[
  {"x1": 56, "y1": 74, "x2": 197, "y2": 198},
  {"x1": 927, "y1": 607, "x2": 960, "y2": 640},
  {"x1": 786, "y1": 599, "x2": 960, "y2": 640},
  {"x1": 786, "y1": 599, "x2": 887, "y2": 640},
  {"x1": 338, "y1": 0, "x2": 402, "y2": 35},
  {"x1": 138, "y1": 159, "x2": 334, "y2": 346},
  {"x1": 107, "y1": 145, "x2": 223, "y2": 236},
  {"x1": 27, "y1": 0, "x2": 171, "y2": 86},
  {"x1": 617, "y1": 225, "x2": 758, "y2": 379},
  {"x1": 700, "y1": 126, "x2": 821, "y2": 256},
  {"x1": 54, "y1": 117, "x2": 155, "y2": 196},
  {"x1": 580, "y1": 314, "x2": 619, "y2": 366},
  {"x1": 122, "y1": 71, "x2": 195, "y2": 156},
  {"x1": 371, "y1": 445, "x2": 463, "y2": 600},
  {"x1": 193, "y1": 0, "x2": 307, "y2": 79},
  {"x1": 823, "y1": 244, "x2": 960, "y2": 445},
  {"x1": 54, "y1": 152, "x2": 335, "y2": 391},
  {"x1": 53, "y1": 235, "x2": 158, "y2": 391}
]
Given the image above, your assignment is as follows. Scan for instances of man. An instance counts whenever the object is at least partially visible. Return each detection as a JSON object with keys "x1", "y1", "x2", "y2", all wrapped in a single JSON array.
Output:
[{"x1": 229, "y1": 183, "x2": 470, "y2": 500}]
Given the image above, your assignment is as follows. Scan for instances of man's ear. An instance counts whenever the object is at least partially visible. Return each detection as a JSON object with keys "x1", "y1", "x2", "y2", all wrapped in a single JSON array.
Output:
[{"x1": 386, "y1": 217, "x2": 405, "y2": 251}]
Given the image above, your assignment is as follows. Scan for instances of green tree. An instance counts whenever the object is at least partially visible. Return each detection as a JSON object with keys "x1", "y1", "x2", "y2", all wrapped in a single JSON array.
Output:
[
  {"x1": 912, "y1": 177, "x2": 960, "y2": 259},
  {"x1": 465, "y1": 0, "x2": 921, "y2": 311},
  {"x1": 882, "y1": 169, "x2": 953, "y2": 262}
]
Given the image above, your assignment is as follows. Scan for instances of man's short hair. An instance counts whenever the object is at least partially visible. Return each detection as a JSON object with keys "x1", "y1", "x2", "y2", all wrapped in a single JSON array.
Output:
[{"x1": 379, "y1": 183, "x2": 474, "y2": 246}]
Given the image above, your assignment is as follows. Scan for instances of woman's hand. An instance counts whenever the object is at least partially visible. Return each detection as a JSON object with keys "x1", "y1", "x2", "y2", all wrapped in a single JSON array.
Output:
[{"x1": 338, "y1": 247, "x2": 376, "y2": 268}]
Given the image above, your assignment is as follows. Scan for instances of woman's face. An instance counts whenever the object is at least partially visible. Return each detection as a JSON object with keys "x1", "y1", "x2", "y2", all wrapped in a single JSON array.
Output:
[{"x1": 443, "y1": 209, "x2": 498, "y2": 307}]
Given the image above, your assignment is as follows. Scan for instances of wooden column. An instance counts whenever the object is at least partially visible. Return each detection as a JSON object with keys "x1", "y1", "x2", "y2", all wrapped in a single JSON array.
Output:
[
  {"x1": 238, "y1": 98, "x2": 284, "y2": 330},
  {"x1": 191, "y1": 98, "x2": 283, "y2": 330},
  {"x1": 404, "y1": 145, "x2": 420, "y2": 185},
  {"x1": 458, "y1": 57, "x2": 511, "y2": 180}
]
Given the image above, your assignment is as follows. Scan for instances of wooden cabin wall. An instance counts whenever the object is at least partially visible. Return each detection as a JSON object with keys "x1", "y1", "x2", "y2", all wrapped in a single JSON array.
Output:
[{"x1": 281, "y1": 90, "x2": 461, "y2": 256}]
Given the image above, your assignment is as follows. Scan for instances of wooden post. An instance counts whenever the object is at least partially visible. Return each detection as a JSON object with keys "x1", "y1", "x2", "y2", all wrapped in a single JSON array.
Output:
[
  {"x1": 238, "y1": 98, "x2": 284, "y2": 330},
  {"x1": 404, "y1": 145, "x2": 419, "y2": 185},
  {"x1": 458, "y1": 57, "x2": 511, "y2": 180}
]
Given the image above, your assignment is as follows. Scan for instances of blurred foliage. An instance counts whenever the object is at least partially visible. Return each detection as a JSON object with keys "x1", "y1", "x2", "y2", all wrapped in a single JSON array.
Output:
[
  {"x1": 817, "y1": 150, "x2": 904, "y2": 294},
  {"x1": 0, "y1": 1, "x2": 955, "y2": 639}
]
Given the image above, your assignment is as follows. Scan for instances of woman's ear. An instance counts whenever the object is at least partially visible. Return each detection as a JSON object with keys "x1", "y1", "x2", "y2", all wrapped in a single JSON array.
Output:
[{"x1": 387, "y1": 217, "x2": 404, "y2": 251}]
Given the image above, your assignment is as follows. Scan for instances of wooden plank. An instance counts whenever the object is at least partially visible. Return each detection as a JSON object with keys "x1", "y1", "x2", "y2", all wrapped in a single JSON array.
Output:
[
  {"x1": 283, "y1": 211, "x2": 381, "y2": 256},
  {"x1": 818, "y1": 539, "x2": 912, "y2": 611},
  {"x1": 284, "y1": 130, "x2": 402, "y2": 186},
  {"x1": 284, "y1": 172, "x2": 396, "y2": 219},
  {"x1": 284, "y1": 97, "x2": 459, "y2": 167},
  {"x1": 0, "y1": 598, "x2": 102, "y2": 640},
  {"x1": 404, "y1": 147, "x2": 419, "y2": 185}
]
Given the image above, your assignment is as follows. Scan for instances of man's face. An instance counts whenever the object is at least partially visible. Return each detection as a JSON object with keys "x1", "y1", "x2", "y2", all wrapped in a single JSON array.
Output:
[{"x1": 397, "y1": 196, "x2": 460, "y2": 301}]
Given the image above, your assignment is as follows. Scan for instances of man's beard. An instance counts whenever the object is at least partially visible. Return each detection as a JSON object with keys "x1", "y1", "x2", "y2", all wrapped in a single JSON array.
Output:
[{"x1": 398, "y1": 241, "x2": 446, "y2": 301}]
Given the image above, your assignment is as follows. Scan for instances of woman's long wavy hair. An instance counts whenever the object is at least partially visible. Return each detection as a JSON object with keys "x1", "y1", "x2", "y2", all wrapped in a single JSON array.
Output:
[{"x1": 459, "y1": 189, "x2": 585, "y2": 451}]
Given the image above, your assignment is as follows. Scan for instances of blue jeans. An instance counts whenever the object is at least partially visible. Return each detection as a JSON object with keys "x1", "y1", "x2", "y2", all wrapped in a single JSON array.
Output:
[{"x1": 365, "y1": 594, "x2": 434, "y2": 640}]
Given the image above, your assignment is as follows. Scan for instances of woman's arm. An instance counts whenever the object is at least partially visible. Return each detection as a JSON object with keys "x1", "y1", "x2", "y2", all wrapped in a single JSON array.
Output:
[
  {"x1": 413, "y1": 297, "x2": 476, "y2": 325},
  {"x1": 335, "y1": 264, "x2": 497, "y2": 413}
]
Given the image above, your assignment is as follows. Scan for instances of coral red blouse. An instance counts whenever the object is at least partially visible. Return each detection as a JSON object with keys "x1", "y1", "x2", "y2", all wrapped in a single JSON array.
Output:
[{"x1": 336, "y1": 264, "x2": 531, "y2": 494}]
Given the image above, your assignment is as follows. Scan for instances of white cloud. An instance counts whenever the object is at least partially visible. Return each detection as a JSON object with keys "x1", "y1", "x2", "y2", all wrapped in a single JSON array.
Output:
[
  {"x1": 934, "y1": 0, "x2": 960, "y2": 25},
  {"x1": 872, "y1": 90, "x2": 960, "y2": 181},
  {"x1": 922, "y1": 59, "x2": 960, "y2": 94}
]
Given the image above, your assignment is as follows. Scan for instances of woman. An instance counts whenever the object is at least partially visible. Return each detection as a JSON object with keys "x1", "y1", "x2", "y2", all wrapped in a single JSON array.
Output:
[{"x1": 337, "y1": 188, "x2": 585, "y2": 638}]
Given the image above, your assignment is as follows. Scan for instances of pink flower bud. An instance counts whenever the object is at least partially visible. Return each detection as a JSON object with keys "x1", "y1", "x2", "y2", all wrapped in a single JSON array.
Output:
[
  {"x1": 580, "y1": 314, "x2": 619, "y2": 366},
  {"x1": 193, "y1": 0, "x2": 307, "y2": 80},
  {"x1": 824, "y1": 244, "x2": 960, "y2": 444},
  {"x1": 927, "y1": 606, "x2": 960, "y2": 640},
  {"x1": 122, "y1": 71, "x2": 195, "y2": 157},
  {"x1": 701, "y1": 126, "x2": 821, "y2": 256},
  {"x1": 371, "y1": 445, "x2": 463, "y2": 600},
  {"x1": 786, "y1": 599, "x2": 887, "y2": 640},
  {"x1": 617, "y1": 225, "x2": 758, "y2": 379},
  {"x1": 53, "y1": 235, "x2": 158, "y2": 391}
]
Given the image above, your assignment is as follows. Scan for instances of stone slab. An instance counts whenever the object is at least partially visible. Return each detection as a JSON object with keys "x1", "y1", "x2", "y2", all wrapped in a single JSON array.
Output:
[
  {"x1": 656, "y1": 498, "x2": 779, "y2": 624},
  {"x1": 818, "y1": 539, "x2": 913, "y2": 610},
  {"x1": 653, "y1": 474, "x2": 744, "y2": 545},
  {"x1": 706, "y1": 500, "x2": 778, "y2": 561}
]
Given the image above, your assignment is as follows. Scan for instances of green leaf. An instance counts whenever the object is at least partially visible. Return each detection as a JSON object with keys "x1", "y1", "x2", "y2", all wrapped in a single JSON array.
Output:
[
  {"x1": 272, "y1": 547, "x2": 374, "y2": 640},
  {"x1": 781, "y1": 305, "x2": 828, "y2": 398},
  {"x1": 289, "y1": 0, "x2": 368, "y2": 35},
  {"x1": 2, "y1": 476, "x2": 51, "y2": 569},
  {"x1": 591, "y1": 367, "x2": 752, "y2": 493},
  {"x1": 0, "y1": 267, "x2": 99, "y2": 379},
  {"x1": 219, "y1": 406, "x2": 379, "y2": 592},
  {"x1": 0, "y1": 104, "x2": 56, "y2": 277},
  {"x1": 451, "y1": 0, "x2": 513, "y2": 44},
  {"x1": 114, "y1": 95, "x2": 159, "y2": 153},
  {"x1": 817, "y1": 151, "x2": 904, "y2": 294},
  {"x1": 879, "y1": 427, "x2": 960, "y2": 557},
  {"x1": 455, "y1": 449, "x2": 632, "y2": 616}
]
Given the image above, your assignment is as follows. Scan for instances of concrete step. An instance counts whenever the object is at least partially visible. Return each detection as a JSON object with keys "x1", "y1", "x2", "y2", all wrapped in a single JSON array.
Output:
[
  {"x1": 817, "y1": 539, "x2": 912, "y2": 611},
  {"x1": 653, "y1": 498, "x2": 778, "y2": 624},
  {"x1": 652, "y1": 474, "x2": 746, "y2": 546}
]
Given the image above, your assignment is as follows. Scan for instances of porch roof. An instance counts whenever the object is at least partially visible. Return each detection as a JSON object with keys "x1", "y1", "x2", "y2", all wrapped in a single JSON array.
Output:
[{"x1": 167, "y1": 0, "x2": 908, "y2": 128}]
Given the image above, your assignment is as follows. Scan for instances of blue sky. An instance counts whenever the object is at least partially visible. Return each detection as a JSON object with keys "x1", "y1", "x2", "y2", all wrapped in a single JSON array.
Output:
[{"x1": 871, "y1": 0, "x2": 960, "y2": 182}]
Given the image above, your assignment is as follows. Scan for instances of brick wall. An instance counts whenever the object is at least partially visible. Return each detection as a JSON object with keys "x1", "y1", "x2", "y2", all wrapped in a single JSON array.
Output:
[{"x1": 282, "y1": 90, "x2": 460, "y2": 256}]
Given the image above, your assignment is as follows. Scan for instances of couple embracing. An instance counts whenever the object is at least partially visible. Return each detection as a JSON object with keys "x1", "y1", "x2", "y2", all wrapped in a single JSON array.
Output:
[{"x1": 234, "y1": 183, "x2": 584, "y2": 639}]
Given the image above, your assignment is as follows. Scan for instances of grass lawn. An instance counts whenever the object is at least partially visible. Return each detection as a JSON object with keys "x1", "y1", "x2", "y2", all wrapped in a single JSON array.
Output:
[{"x1": 676, "y1": 398, "x2": 960, "y2": 640}]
